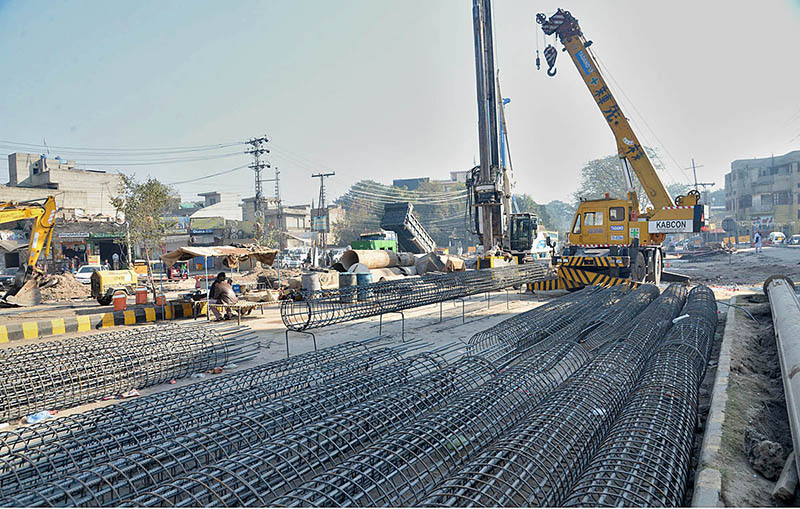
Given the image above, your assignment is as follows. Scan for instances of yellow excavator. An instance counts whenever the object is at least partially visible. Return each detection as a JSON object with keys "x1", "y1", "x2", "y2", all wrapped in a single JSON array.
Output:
[
  {"x1": 0, "y1": 196, "x2": 57, "y2": 306},
  {"x1": 531, "y1": 9, "x2": 705, "y2": 291}
]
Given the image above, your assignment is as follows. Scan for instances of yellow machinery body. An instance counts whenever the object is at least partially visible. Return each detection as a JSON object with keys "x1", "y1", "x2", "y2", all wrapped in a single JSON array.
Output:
[
  {"x1": 91, "y1": 270, "x2": 138, "y2": 305},
  {"x1": 0, "y1": 196, "x2": 57, "y2": 306},
  {"x1": 532, "y1": 9, "x2": 705, "y2": 291}
]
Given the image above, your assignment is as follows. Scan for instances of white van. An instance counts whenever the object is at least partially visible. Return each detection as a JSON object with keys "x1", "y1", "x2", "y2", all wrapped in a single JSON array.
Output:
[{"x1": 768, "y1": 231, "x2": 786, "y2": 244}]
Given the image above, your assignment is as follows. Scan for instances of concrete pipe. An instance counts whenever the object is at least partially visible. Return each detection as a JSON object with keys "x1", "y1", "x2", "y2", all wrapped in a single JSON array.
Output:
[
  {"x1": 340, "y1": 250, "x2": 416, "y2": 270},
  {"x1": 763, "y1": 274, "x2": 800, "y2": 481}
]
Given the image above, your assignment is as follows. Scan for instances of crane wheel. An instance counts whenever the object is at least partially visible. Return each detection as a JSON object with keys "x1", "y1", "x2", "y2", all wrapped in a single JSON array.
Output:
[{"x1": 631, "y1": 251, "x2": 647, "y2": 283}]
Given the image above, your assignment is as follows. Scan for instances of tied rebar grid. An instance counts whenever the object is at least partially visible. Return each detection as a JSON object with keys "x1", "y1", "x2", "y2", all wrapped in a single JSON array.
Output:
[
  {"x1": 0, "y1": 338, "x2": 409, "y2": 496},
  {"x1": 468, "y1": 286, "x2": 610, "y2": 354},
  {"x1": 271, "y1": 338, "x2": 596, "y2": 507},
  {"x1": 0, "y1": 323, "x2": 259, "y2": 422},
  {"x1": 419, "y1": 284, "x2": 688, "y2": 507},
  {"x1": 125, "y1": 355, "x2": 500, "y2": 507},
  {"x1": 563, "y1": 285, "x2": 718, "y2": 507},
  {"x1": 281, "y1": 264, "x2": 550, "y2": 331},
  {"x1": 0, "y1": 350, "x2": 449, "y2": 507}
]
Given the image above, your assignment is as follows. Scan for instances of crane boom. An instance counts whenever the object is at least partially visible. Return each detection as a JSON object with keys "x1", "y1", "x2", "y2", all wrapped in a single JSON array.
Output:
[{"x1": 537, "y1": 9, "x2": 679, "y2": 212}]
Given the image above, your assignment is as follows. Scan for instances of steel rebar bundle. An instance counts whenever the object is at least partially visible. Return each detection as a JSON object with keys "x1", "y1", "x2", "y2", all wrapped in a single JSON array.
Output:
[
  {"x1": 420, "y1": 284, "x2": 688, "y2": 507},
  {"x1": 563, "y1": 285, "x2": 718, "y2": 507},
  {"x1": 1, "y1": 351, "x2": 447, "y2": 507},
  {"x1": 272, "y1": 340, "x2": 595, "y2": 507},
  {"x1": 125, "y1": 355, "x2": 500, "y2": 507},
  {"x1": 0, "y1": 338, "x2": 410, "y2": 496},
  {"x1": 281, "y1": 264, "x2": 550, "y2": 331},
  {"x1": 0, "y1": 323, "x2": 258, "y2": 422},
  {"x1": 467, "y1": 286, "x2": 608, "y2": 354}
]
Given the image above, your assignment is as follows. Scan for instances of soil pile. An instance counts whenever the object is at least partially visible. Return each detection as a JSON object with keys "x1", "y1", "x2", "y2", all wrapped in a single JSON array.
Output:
[{"x1": 40, "y1": 273, "x2": 91, "y2": 302}]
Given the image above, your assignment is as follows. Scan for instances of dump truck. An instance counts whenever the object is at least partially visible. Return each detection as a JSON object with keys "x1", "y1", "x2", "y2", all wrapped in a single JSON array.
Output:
[{"x1": 380, "y1": 202, "x2": 436, "y2": 254}]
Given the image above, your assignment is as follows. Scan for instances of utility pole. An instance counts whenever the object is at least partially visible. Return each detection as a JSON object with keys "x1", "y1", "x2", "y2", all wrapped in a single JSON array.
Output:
[
  {"x1": 262, "y1": 166, "x2": 284, "y2": 250},
  {"x1": 685, "y1": 158, "x2": 715, "y2": 204},
  {"x1": 245, "y1": 135, "x2": 270, "y2": 243},
  {"x1": 312, "y1": 172, "x2": 335, "y2": 254}
]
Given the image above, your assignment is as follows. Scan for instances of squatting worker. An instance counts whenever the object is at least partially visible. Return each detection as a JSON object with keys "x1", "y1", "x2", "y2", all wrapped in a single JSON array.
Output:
[
  {"x1": 208, "y1": 272, "x2": 227, "y2": 320},
  {"x1": 213, "y1": 279, "x2": 238, "y2": 321}
]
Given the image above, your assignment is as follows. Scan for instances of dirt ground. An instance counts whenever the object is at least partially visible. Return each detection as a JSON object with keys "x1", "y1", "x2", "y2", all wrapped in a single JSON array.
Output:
[
  {"x1": 710, "y1": 296, "x2": 795, "y2": 507},
  {"x1": 669, "y1": 247, "x2": 800, "y2": 289}
]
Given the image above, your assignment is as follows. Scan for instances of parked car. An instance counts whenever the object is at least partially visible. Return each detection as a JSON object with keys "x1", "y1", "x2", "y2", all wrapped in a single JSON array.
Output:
[
  {"x1": 0, "y1": 267, "x2": 18, "y2": 288},
  {"x1": 788, "y1": 235, "x2": 800, "y2": 246},
  {"x1": 75, "y1": 264, "x2": 103, "y2": 284}
]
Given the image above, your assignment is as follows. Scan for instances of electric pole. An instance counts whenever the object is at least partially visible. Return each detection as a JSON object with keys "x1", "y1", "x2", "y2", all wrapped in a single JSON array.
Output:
[
  {"x1": 262, "y1": 167, "x2": 284, "y2": 250},
  {"x1": 245, "y1": 136, "x2": 270, "y2": 243},
  {"x1": 312, "y1": 172, "x2": 335, "y2": 253},
  {"x1": 685, "y1": 158, "x2": 715, "y2": 204}
]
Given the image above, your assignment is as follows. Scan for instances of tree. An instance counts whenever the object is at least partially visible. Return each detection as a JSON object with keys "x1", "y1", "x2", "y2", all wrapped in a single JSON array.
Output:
[
  {"x1": 573, "y1": 147, "x2": 689, "y2": 210},
  {"x1": 512, "y1": 194, "x2": 551, "y2": 229},
  {"x1": 543, "y1": 200, "x2": 577, "y2": 233},
  {"x1": 112, "y1": 175, "x2": 173, "y2": 299}
]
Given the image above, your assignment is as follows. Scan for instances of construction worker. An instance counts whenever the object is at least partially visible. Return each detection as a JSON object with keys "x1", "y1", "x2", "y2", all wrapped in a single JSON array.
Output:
[{"x1": 753, "y1": 231, "x2": 763, "y2": 254}]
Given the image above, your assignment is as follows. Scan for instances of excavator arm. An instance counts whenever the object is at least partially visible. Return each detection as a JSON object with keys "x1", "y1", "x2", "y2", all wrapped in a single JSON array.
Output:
[
  {"x1": 536, "y1": 9, "x2": 696, "y2": 212},
  {"x1": 0, "y1": 196, "x2": 57, "y2": 306}
]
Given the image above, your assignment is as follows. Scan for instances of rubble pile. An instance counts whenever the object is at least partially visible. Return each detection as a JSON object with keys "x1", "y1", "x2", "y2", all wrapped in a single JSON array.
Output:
[{"x1": 39, "y1": 273, "x2": 91, "y2": 302}]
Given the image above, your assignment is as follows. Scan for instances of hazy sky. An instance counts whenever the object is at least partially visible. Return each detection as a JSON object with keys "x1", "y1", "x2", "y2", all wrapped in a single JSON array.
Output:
[{"x1": 1, "y1": 0, "x2": 799, "y2": 205}]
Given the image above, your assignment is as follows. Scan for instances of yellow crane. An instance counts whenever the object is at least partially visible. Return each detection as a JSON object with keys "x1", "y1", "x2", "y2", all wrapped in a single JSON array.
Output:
[
  {"x1": 531, "y1": 9, "x2": 705, "y2": 291},
  {"x1": 0, "y1": 196, "x2": 57, "y2": 306}
]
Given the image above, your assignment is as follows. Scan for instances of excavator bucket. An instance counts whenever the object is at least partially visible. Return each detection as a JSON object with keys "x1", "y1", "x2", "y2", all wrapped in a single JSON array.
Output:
[{"x1": 1, "y1": 278, "x2": 42, "y2": 307}]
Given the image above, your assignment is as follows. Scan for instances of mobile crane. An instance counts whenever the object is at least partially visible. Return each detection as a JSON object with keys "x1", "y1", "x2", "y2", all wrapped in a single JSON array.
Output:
[
  {"x1": 0, "y1": 196, "x2": 57, "y2": 306},
  {"x1": 530, "y1": 9, "x2": 705, "y2": 291}
]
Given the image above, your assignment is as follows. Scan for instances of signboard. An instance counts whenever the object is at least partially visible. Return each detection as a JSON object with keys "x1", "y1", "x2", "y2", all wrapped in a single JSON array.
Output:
[
  {"x1": 87, "y1": 255, "x2": 100, "y2": 265},
  {"x1": 90, "y1": 232, "x2": 124, "y2": 239},
  {"x1": 311, "y1": 208, "x2": 329, "y2": 233},
  {"x1": 58, "y1": 232, "x2": 89, "y2": 239},
  {"x1": 190, "y1": 228, "x2": 214, "y2": 235},
  {"x1": 648, "y1": 219, "x2": 694, "y2": 233},
  {"x1": 190, "y1": 216, "x2": 224, "y2": 230}
]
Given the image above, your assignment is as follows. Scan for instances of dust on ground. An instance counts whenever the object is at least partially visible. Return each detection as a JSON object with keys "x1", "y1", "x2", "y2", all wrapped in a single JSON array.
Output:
[
  {"x1": 669, "y1": 249, "x2": 800, "y2": 288},
  {"x1": 711, "y1": 296, "x2": 794, "y2": 507}
]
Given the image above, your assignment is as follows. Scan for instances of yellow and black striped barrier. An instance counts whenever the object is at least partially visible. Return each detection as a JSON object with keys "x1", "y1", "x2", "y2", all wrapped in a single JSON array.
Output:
[
  {"x1": 529, "y1": 266, "x2": 639, "y2": 292},
  {"x1": 0, "y1": 302, "x2": 207, "y2": 343}
]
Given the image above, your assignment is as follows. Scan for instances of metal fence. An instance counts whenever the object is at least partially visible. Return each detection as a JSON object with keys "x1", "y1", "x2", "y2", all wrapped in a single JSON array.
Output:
[{"x1": 281, "y1": 264, "x2": 550, "y2": 331}]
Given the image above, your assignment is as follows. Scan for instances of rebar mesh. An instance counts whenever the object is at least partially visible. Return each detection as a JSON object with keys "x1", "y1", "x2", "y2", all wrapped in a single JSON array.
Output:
[
  {"x1": 419, "y1": 285, "x2": 688, "y2": 507},
  {"x1": 0, "y1": 338, "x2": 406, "y2": 496},
  {"x1": 468, "y1": 286, "x2": 612, "y2": 354},
  {"x1": 0, "y1": 323, "x2": 258, "y2": 422},
  {"x1": 562, "y1": 285, "x2": 718, "y2": 507},
  {"x1": 124, "y1": 356, "x2": 499, "y2": 506},
  {"x1": 271, "y1": 341, "x2": 594, "y2": 507},
  {"x1": 0, "y1": 351, "x2": 446, "y2": 507},
  {"x1": 281, "y1": 264, "x2": 550, "y2": 331}
]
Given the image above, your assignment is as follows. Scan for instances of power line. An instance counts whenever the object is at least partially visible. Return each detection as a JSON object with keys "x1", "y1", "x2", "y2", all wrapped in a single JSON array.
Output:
[
  {"x1": 0, "y1": 139, "x2": 243, "y2": 154},
  {"x1": 166, "y1": 164, "x2": 249, "y2": 185}
]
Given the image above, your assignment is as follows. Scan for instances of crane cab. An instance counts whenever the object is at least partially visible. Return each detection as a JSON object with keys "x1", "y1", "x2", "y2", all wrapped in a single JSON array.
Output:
[{"x1": 568, "y1": 198, "x2": 639, "y2": 247}]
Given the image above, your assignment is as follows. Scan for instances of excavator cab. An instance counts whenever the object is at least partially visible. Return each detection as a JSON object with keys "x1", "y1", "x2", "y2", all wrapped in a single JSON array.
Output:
[{"x1": 510, "y1": 213, "x2": 536, "y2": 253}]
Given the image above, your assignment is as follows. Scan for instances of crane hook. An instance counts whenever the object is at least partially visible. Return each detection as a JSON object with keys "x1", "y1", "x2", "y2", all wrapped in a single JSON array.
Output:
[{"x1": 543, "y1": 44, "x2": 558, "y2": 76}]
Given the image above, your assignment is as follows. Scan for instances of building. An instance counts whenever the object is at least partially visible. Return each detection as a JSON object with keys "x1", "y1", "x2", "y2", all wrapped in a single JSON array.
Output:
[
  {"x1": 724, "y1": 150, "x2": 800, "y2": 235},
  {"x1": 4, "y1": 152, "x2": 123, "y2": 217},
  {"x1": 392, "y1": 177, "x2": 430, "y2": 190}
]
